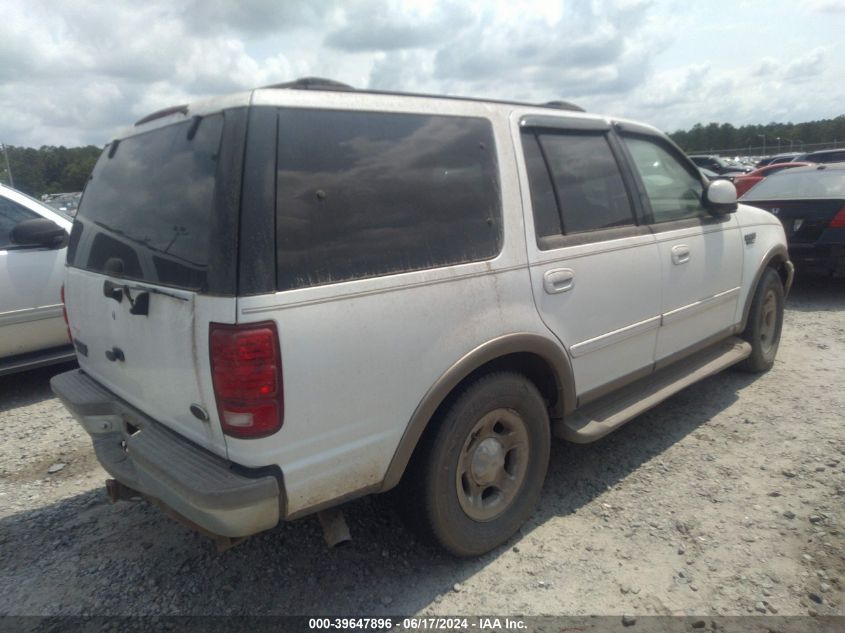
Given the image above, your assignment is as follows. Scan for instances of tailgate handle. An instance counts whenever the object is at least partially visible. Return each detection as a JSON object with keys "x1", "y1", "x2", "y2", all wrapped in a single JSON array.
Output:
[{"x1": 103, "y1": 280, "x2": 123, "y2": 303}]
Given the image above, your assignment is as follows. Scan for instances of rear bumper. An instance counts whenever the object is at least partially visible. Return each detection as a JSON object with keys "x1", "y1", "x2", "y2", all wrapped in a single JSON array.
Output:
[
  {"x1": 789, "y1": 243, "x2": 845, "y2": 275},
  {"x1": 50, "y1": 369, "x2": 282, "y2": 538}
]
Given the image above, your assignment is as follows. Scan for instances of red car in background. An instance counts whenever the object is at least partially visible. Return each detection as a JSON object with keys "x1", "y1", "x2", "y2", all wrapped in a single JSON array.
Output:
[{"x1": 734, "y1": 162, "x2": 812, "y2": 196}]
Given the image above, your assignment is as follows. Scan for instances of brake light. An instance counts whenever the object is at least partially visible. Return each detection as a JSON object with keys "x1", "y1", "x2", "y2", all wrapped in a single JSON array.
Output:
[
  {"x1": 830, "y1": 205, "x2": 845, "y2": 228},
  {"x1": 60, "y1": 284, "x2": 72, "y2": 342},
  {"x1": 210, "y1": 322, "x2": 283, "y2": 439}
]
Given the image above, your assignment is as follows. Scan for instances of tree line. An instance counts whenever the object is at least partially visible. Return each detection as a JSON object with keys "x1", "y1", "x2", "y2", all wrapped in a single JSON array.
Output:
[
  {"x1": 669, "y1": 115, "x2": 845, "y2": 155},
  {"x1": 1, "y1": 144, "x2": 102, "y2": 198}
]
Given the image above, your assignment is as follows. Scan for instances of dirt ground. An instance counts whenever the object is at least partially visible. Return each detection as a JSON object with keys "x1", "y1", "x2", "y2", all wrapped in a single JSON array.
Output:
[{"x1": 0, "y1": 273, "x2": 842, "y2": 618}]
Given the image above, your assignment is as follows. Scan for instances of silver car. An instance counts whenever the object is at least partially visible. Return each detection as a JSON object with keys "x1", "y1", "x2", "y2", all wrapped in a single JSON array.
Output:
[{"x1": 0, "y1": 183, "x2": 75, "y2": 375}]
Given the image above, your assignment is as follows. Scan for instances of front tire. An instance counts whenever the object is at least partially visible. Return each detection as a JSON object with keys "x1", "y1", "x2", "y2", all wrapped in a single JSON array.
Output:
[
  {"x1": 405, "y1": 372, "x2": 550, "y2": 557},
  {"x1": 739, "y1": 267, "x2": 784, "y2": 373}
]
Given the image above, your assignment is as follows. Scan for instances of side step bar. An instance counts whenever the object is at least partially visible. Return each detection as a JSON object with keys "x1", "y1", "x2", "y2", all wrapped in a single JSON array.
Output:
[
  {"x1": 0, "y1": 344, "x2": 76, "y2": 376},
  {"x1": 556, "y1": 337, "x2": 752, "y2": 443}
]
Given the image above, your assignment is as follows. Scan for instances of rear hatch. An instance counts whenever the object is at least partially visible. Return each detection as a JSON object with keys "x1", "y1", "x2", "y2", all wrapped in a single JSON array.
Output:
[
  {"x1": 744, "y1": 199, "x2": 844, "y2": 244},
  {"x1": 65, "y1": 107, "x2": 246, "y2": 456}
]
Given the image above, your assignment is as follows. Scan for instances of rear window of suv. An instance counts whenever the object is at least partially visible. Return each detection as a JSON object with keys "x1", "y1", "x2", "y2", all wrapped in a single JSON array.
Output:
[
  {"x1": 67, "y1": 114, "x2": 224, "y2": 290},
  {"x1": 274, "y1": 108, "x2": 501, "y2": 291}
]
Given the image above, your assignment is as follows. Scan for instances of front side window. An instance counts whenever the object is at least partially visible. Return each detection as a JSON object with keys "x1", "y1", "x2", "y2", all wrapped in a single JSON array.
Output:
[
  {"x1": 623, "y1": 136, "x2": 707, "y2": 223},
  {"x1": 0, "y1": 196, "x2": 38, "y2": 249},
  {"x1": 275, "y1": 109, "x2": 501, "y2": 291}
]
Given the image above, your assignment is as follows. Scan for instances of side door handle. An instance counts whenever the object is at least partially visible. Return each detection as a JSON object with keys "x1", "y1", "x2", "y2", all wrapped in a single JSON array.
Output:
[
  {"x1": 671, "y1": 244, "x2": 691, "y2": 265},
  {"x1": 543, "y1": 268, "x2": 575, "y2": 294}
]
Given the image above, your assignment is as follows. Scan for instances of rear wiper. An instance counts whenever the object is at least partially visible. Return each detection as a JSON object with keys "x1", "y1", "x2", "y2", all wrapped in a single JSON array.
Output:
[
  {"x1": 102, "y1": 279, "x2": 189, "y2": 318},
  {"x1": 122, "y1": 282, "x2": 190, "y2": 303}
]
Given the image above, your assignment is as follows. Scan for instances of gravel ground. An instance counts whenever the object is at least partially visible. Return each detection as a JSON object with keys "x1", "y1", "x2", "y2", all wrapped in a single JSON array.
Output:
[{"x1": 0, "y1": 273, "x2": 843, "y2": 618}]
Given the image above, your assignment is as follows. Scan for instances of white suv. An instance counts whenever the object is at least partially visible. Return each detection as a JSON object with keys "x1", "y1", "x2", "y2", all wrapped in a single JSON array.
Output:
[{"x1": 51, "y1": 80, "x2": 793, "y2": 556}]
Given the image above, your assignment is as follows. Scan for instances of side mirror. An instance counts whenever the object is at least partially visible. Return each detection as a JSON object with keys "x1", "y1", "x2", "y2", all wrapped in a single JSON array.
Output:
[
  {"x1": 703, "y1": 179, "x2": 738, "y2": 215},
  {"x1": 11, "y1": 218, "x2": 68, "y2": 249}
]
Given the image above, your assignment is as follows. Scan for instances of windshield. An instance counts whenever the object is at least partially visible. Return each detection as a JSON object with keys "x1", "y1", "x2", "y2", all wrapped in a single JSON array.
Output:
[
  {"x1": 68, "y1": 115, "x2": 223, "y2": 290},
  {"x1": 741, "y1": 168, "x2": 845, "y2": 200}
]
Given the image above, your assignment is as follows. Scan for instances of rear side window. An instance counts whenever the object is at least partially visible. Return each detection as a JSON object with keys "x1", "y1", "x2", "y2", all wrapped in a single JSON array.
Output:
[
  {"x1": 521, "y1": 129, "x2": 635, "y2": 246},
  {"x1": 275, "y1": 109, "x2": 501, "y2": 291},
  {"x1": 68, "y1": 114, "x2": 224, "y2": 290}
]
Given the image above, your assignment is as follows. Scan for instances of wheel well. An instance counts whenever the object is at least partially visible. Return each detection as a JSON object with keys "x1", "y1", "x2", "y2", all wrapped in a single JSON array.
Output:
[
  {"x1": 425, "y1": 352, "x2": 560, "y2": 435},
  {"x1": 769, "y1": 256, "x2": 789, "y2": 287},
  {"x1": 392, "y1": 352, "x2": 560, "y2": 490}
]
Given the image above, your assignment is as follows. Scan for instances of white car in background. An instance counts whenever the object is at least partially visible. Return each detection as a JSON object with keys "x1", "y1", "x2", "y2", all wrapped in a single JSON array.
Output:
[{"x1": 0, "y1": 183, "x2": 75, "y2": 375}]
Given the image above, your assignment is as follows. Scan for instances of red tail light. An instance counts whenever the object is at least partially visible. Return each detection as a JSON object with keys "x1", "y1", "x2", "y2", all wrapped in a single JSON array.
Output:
[
  {"x1": 830, "y1": 205, "x2": 845, "y2": 228},
  {"x1": 60, "y1": 284, "x2": 72, "y2": 342},
  {"x1": 210, "y1": 322, "x2": 283, "y2": 439}
]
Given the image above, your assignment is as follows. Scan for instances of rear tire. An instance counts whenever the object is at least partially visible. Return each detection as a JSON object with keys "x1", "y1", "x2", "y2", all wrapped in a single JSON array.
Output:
[
  {"x1": 401, "y1": 372, "x2": 550, "y2": 557},
  {"x1": 738, "y1": 267, "x2": 784, "y2": 373}
]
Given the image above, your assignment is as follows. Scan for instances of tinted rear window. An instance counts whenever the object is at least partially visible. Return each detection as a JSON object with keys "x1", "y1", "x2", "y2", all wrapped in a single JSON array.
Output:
[
  {"x1": 741, "y1": 169, "x2": 845, "y2": 200},
  {"x1": 68, "y1": 114, "x2": 224, "y2": 290},
  {"x1": 274, "y1": 108, "x2": 501, "y2": 291},
  {"x1": 810, "y1": 151, "x2": 845, "y2": 163}
]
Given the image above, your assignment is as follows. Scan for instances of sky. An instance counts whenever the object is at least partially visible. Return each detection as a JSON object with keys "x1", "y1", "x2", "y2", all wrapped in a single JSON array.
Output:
[{"x1": 1, "y1": 0, "x2": 843, "y2": 148}]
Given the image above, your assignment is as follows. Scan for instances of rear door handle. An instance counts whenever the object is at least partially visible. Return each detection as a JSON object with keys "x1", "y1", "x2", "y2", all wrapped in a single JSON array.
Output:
[
  {"x1": 543, "y1": 268, "x2": 575, "y2": 294},
  {"x1": 671, "y1": 244, "x2": 691, "y2": 265}
]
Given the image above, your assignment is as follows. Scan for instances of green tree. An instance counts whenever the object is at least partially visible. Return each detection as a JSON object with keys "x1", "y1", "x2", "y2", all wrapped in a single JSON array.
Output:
[
  {"x1": 2, "y1": 144, "x2": 102, "y2": 196},
  {"x1": 669, "y1": 115, "x2": 845, "y2": 154}
]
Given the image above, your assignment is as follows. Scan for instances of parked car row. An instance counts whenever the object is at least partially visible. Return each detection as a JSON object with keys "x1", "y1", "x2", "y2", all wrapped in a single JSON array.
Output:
[
  {"x1": 688, "y1": 154, "x2": 752, "y2": 176},
  {"x1": 706, "y1": 151, "x2": 845, "y2": 276},
  {"x1": 740, "y1": 162, "x2": 845, "y2": 277},
  {"x1": 41, "y1": 192, "x2": 83, "y2": 217},
  {"x1": 758, "y1": 148, "x2": 845, "y2": 167}
]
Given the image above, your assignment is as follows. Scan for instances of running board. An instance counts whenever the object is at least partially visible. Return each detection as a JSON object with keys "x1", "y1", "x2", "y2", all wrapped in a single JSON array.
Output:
[
  {"x1": 556, "y1": 337, "x2": 751, "y2": 443},
  {"x1": 0, "y1": 345, "x2": 76, "y2": 376}
]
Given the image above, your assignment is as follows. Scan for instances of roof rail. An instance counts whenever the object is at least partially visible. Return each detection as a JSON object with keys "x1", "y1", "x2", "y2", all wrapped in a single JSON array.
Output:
[
  {"x1": 134, "y1": 80, "x2": 588, "y2": 128},
  {"x1": 542, "y1": 100, "x2": 585, "y2": 112},
  {"x1": 262, "y1": 77, "x2": 355, "y2": 91},
  {"x1": 134, "y1": 104, "x2": 189, "y2": 126}
]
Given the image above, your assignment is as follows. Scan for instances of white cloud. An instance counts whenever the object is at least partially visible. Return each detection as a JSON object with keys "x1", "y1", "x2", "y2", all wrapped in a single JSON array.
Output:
[
  {"x1": 782, "y1": 47, "x2": 826, "y2": 82},
  {"x1": 0, "y1": 0, "x2": 842, "y2": 147},
  {"x1": 806, "y1": 0, "x2": 845, "y2": 12},
  {"x1": 326, "y1": 0, "x2": 475, "y2": 51}
]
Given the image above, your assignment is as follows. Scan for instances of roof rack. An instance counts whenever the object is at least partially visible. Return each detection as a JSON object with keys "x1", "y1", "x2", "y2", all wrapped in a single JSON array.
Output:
[
  {"x1": 542, "y1": 100, "x2": 585, "y2": 112},
  {"x1": 261, "y1": 77, "x2": 587, "y2": 113},
  {"x1": 262, "y1": 77, "x2": 355, "y2": 91},
  {"x1": 133, "y1": 78, "x2": 589, "y2": 128},
  {"x1": 134, "y1": 104, "x2": 189, "y2": 126}
]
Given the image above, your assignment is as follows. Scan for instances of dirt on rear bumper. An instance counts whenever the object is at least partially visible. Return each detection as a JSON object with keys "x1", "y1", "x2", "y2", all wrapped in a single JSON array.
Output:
[{"x1": 50, "y1": 369, "x2": 282, "y2": 538}]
